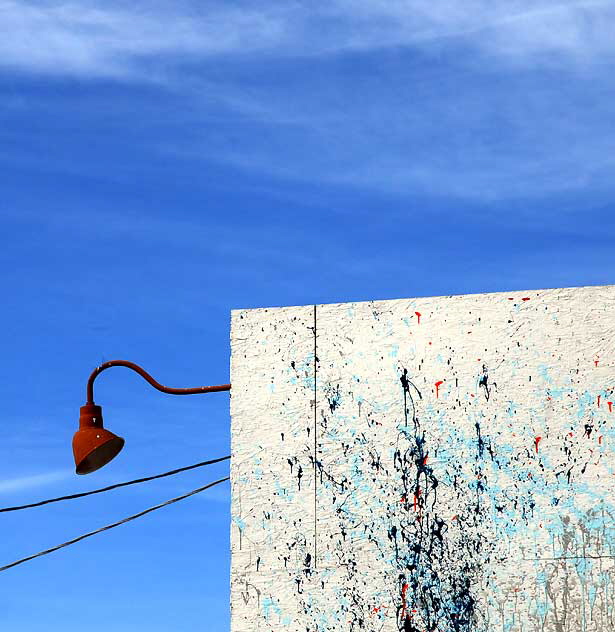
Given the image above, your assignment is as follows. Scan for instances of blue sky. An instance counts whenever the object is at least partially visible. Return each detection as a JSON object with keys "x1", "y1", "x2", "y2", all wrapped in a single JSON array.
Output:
[{"x1": 0, "y1": 1, "x2": 614, "y2": 630}]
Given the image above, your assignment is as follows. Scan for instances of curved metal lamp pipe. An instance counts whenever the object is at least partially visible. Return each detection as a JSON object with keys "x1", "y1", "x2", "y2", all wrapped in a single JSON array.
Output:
[
  {"x1": 73, "y1": 360, "x2": 231, "y2": 475},
  {"x1": 86, "y1": 360, "x2": 231, "y2": 404}
]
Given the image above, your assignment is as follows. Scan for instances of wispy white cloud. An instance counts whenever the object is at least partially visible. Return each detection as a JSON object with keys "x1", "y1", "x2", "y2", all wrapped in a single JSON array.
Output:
[
  {"x1": 2, "y1": 1, "x2": 615, "y2": 79},
  {"x1": 177, "y1": 61, "x2": 615, "y2": 201},
  {"x1": 0, "y1": 470, "x2": 71, "y2": 494},
  {"x1": 3, "y1": 1, "x2": 615, "y2": 201},
  {"x1": 0, "y1": 1, "x2": 288, "y2": 78},
  {"x1": 322, "y1": 0, "x2": 615, "y2": 65}
]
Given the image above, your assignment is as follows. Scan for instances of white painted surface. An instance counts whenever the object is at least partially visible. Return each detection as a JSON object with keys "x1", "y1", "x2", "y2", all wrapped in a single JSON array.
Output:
[{"x1": 231, "y1": 286, "x2": 615, "y2": 632}]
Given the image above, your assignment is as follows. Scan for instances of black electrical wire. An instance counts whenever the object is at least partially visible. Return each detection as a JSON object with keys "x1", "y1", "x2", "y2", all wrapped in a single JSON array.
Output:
[
  {"x1": 0, "y1": 476, "x2": 230, "y2": 573},
  {"x1": 0, "y1": 455, "x2": 230, "y2": 513}
]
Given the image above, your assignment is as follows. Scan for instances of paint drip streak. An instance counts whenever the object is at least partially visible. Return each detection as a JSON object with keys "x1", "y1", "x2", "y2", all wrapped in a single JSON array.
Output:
[{"x1": 313, "y1": 304, "x2": 318, "y2": 568}]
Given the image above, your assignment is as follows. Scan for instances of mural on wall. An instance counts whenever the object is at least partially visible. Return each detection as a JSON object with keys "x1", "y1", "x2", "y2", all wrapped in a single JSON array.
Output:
[{"x1": 230, "y1": 285, "x2": 615, "y2": 632}]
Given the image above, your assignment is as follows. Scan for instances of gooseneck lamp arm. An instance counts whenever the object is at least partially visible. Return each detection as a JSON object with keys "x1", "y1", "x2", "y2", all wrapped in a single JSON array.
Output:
[
  {"x1": 86, "y1": 360, "x2": 231, "y2": 404},
  {"x1": 73, "y1": 360, "x2": 231, "y2": 475}
]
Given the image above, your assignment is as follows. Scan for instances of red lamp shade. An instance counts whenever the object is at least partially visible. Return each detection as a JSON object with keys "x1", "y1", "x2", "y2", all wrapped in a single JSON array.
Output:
[{"x1": 72, "y1": 404, "x2": 124, "y2": 475}]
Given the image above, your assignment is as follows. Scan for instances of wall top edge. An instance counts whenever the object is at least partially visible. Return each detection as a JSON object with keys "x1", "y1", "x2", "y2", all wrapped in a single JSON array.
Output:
[{"x1": 230, "y1": 282, "x2": 615, "y2": 317}]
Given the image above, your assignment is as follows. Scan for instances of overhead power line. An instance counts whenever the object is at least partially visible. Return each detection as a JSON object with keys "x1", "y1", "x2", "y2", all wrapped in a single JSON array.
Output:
[
  {"x1": 0, "y1": 455, "x2": 230, "y2": 513},
  {"x1": 0, "y1": 476, "x2": 230, "y2": 573}
]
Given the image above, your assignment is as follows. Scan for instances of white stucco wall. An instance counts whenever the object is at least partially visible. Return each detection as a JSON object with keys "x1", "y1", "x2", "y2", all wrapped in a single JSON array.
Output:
[{"x1": 230, "y1": 285, "x2": 615, "y2": 632}]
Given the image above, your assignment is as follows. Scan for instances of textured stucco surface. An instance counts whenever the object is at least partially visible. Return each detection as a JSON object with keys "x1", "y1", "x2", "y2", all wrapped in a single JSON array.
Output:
[{"x1": 230, "y1": 286, "x2": 615, "y2": 632}]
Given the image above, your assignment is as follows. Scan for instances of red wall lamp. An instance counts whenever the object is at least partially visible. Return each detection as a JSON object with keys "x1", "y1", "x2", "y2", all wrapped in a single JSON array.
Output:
[{"x1": 73, "y1": 360, "x2": 231, "y2": 475}]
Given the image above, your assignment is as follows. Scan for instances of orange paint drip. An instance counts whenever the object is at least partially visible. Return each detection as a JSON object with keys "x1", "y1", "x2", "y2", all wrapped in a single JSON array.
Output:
[
  {"x1": 435, "y1": 380, "x2": 444, "y2": 398},
  {"x1": 415, "y1": 311, "x2": 421, "y2": 324},
  {"x1": 401, "y1": 583, "x2": 409, "y2": 620},
  {"x1": 534, "y1": 436, "x2": 542, "y2": 453}
]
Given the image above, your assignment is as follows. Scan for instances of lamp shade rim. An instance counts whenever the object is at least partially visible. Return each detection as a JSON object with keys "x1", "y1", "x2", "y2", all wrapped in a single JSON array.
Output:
[{"x1": 73, "y1": 428, "x2": 125, "y2": 475}]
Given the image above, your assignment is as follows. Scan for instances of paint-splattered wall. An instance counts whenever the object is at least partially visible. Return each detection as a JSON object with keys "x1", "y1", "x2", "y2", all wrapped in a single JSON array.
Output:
[{"x1": 230, "y1": 286, "x2": 615, "y2": 632}]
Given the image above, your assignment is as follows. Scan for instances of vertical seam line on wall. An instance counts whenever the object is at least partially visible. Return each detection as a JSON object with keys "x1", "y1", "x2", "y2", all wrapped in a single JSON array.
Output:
[{"x1": 313, "y1": 304, "x2": 318, "y2": 568}]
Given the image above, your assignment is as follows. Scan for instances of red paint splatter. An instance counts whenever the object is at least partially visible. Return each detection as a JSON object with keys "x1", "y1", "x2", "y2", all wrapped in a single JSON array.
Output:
[
  {"x1": 609, "y1": 402, "x2": 613, "y2": 413},
  {"x1": 422, "y1": 454, "x2": 429, "y2": 466},
  {"x1": 415, "y1": 311, "x2": 421, "y2": 324},
  {"x1": 598, "y1": 395, "x2": 602, "y2": 407},
  {"x1": 599, "y1": 435, "x2": 603, "y2": 445},
  {"x1": 435, "y1": 380, "x2": 444, "y2": 398},
  {"x1": 400, "y1": 583, "x2": 409, "y2": 620},
  {"x1": 595, "y1": 360, "x2": 600, "y2": 367},
  {"x1": 508, "y1": 297, "x2": 515, "y2": 301},
  {"x1": 372, "y1": 605, "x2": 389, "y2": 615},
  {"x1": 522, "y1": 297, "x2": 531, "y2": 301},
  {"x1": 400, "y1": 495, "x2": 406, "y2": 504},
  {"x1": 534, "y1": 436, "x2": 542, "y2": 453},
  {"x1": 413, "y1": 488, "x2": 421, "y2": 511}
]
